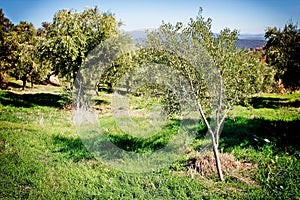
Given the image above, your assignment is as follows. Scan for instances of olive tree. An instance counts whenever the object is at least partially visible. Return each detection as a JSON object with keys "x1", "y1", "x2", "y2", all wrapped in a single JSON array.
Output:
[
  {"x1": 141, "y1": 10, "x2": 272, "y2": 181},
  {"x1": 6, "y1": 21, "x2": 49, "y2": 89},
  {"x1": 0, "y1": 9, "x2": 13, "y2": 84},
  {"x1": 264, "y1": 22, "x2": 300, "y2": 91},
  {"x1": 97, "y1": 34, "x2": 136, "y2": 92},
  {"x1": 40, "y1": 7, "x2": 120, "y2": 85}
]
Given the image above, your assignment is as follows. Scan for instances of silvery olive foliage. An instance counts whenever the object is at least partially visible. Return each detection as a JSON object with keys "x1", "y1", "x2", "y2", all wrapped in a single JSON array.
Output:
[{"x1": 136, "y1": 9, "x2": 273, "y2": 180}]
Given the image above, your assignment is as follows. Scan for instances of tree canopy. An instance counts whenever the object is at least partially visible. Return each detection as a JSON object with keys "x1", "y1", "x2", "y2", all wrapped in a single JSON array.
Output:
[
  {"x1": 264, "y1": 22, "x2": 300, "y2": 91},
  {"x1": 6, "y1": 21, "x2": 50, "y2": 89},
  {"x1": 140, "y1": 11, "x2": 273, "y2": 180},
  {"x1": 40, "y1": 7, "x2": 120, "y2": 84},
  {"x1": 0, "y1": 8, "x2": 13, "y2": 84}
]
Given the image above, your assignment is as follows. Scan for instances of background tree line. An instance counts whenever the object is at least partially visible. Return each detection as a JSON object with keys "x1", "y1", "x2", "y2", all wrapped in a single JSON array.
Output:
[
  {"x1": 0, "y1": 7, "x2": 119, "y2": 90},
  {"x1": 0, "y1": 7, "x2": 299, "y2": 91},
  {"x1": 264, "y1": 22, "x2": 300, "y2": 91}
]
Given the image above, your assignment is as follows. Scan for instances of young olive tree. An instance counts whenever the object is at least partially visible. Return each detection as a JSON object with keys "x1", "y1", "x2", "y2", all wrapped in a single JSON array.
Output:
[{"x1": 142, "y1": 10, "x2": 272, "y2": 181}]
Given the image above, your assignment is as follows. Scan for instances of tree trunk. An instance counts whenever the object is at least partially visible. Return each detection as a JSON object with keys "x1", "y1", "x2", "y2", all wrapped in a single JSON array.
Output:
[
  {"x1": 190, "y1": 81, "x2": 225, "y2": 181},
  {"x1": 73, "y1": 68, "x2": 81, "y2": 90},
  {"x1": 30, "y1": 76, "x2": 34, "y2": 88},
  {"x1": 21, "y1": 76, "x2": 27, "y2": 90},
  {"x1": 211, "y1": 133, "x2": 224, "y2": 181},
  {"x1": 0, "y1": 72, "x2": 3, "y2": 85},
  {"x1": 107, "y1": 82, "x2": 113, "y2": 93},
  {"x1": 73, "y1": 70, "x2": 77, "y2": 87},
  {"x1": 47, "y1": 74, "x2": 51, "y2": 83}
]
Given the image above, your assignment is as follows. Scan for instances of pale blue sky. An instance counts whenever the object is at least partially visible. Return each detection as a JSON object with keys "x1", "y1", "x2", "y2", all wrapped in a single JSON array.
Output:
[{"x1": 0, "y1": 0, "x2": 299, "y2": 34}]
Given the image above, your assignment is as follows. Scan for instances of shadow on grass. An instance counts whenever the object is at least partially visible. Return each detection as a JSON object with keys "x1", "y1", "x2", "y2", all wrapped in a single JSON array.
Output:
[
  {"x1": 98, "y1": 87, "x2": 113, "y2": 93},
  {"x1": 0, "y1": 91, "x2": 65, "y2": 108},
  {"x1": 94, "y1": 99, "x2": 110, "y2": 106},
  {"x1": 53, "y1": 117, "x2": 299, "y2": 161},
  {"x1": 0, "y1": 81, "x2": 24, "y2": 89},
  {"x1": 51, "y1": 120, "x2": 181, "y2": 162},
  {"x1": 52, "y1": 135, "x2": 94, "y2": 161},
  {"x1": 106, "y1": 120, "x2": 180, "y2": 153},
  {"x1": 220, "y1": 118, "x2": 300, "y2": 152},
  {"x1": 248, "y1": 96, "x2": 300, "y2": 109},
  {"x1": 107, "y1": 117, "x2": 300, "y2": 155}
]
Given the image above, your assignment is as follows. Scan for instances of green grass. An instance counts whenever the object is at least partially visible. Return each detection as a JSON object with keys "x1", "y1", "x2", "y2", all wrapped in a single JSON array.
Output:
[{"x1": 0, "y1": 88, "x2": 299, "y2": 199}]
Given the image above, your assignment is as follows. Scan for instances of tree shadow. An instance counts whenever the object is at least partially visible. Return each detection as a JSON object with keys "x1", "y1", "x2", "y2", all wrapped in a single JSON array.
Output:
[
  {"x1": 98, "y1": 87, "x2": 113, "y2": 93},
  {"x1": 50, "y1": 121, "x2": 181, "y2": 161},
  {"x1": 52, "y1": 135, "x2": 94, "y2": 161},
  {"x1": 51, "y1": 116, "x2": 299, "y2": 162},
  {"x1": 220, "y1": 117, "x2": 300, "y2": 152},
  {"x1": 50, "y1": 119, "x2": 206, "y2": 162},
  {"x1": 0, "y1": 81, "x2": 24, "y2": 89},
  {"x1": 94, "y1": 99, "x2": 110, "y2": 106},
  {"x1": 0, "y1": 91, "x2": 65, "y2": 108},
  {"x1": 106, "y1": 120, "x2": 180, "y2": 153},
  {"x1": 54, "y1": 112, "x2": 299, "y2": 158},
  {"x1": 248, "y1": 96, "x2": 300, "y2": 109}
]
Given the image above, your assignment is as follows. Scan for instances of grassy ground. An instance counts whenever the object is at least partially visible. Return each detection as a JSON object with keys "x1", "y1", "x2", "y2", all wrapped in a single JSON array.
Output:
[{"x1": 0, "y1": 83, "x2": 299, "y2": 199}]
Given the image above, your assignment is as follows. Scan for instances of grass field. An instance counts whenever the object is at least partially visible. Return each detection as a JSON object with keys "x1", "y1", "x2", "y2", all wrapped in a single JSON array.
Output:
[{"x1": 0, "y1": 82, "x2": 299, "y2": 199}]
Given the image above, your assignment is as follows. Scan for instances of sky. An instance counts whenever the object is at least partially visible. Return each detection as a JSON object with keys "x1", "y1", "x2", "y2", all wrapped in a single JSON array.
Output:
[{"x1": 0, "y1": 0, "x2": 299, "y2": 34}]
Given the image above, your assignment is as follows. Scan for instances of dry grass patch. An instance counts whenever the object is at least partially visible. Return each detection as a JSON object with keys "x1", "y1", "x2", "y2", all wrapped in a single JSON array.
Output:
[{"x1": 186, "y1": 152, "x2": 258, "y2": 185}]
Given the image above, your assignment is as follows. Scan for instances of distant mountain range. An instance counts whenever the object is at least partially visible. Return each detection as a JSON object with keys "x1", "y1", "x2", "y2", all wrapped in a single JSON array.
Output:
[
  {"x1": 236, "y1": 39, "x2": 265, "y2": 49},
  {"x1": 236, "y1": 34, "x2": 265, "y2": 49},
  {"x1": 126, "y1": 30, "x2": 265, "y2": 49}
]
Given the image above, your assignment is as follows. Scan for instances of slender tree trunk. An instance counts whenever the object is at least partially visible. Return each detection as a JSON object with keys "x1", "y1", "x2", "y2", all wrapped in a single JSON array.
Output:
[
  {"x1": 189, "y1": 76, "x2": 225, "y2": 181},
  {"x1": 21, "y1": 76, "x2": 27, "y2": 90},
  {"x1": 0, "y1": 72, "x2": 3, "y2": 85},
  {"x1": 73, "y1": 70, "x2": 77, "y2": 86},
  {"x1": 95, "y1": 81, "x2": 99, "y2": 96},
  {"x1": 73, "y1": 67, "x2": 81, "y2": 90},
  {"x1": 195, "y1": 98, "x2": 224, "y2": 181},
  {"x1": 47, "y1": 74, "x2": 51, "y2": 84},
  {"x1": 107, "y1": 82, "x2": 113, "y2": 93},
  {"x1": 211, "y1": 132, "x2": 224, "y2": 181},
  {"x1": 29, "y1": 76, "x2": 34, "y2": 88}
]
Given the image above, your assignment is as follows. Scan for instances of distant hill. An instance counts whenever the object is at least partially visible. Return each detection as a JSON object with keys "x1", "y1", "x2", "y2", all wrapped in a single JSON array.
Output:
[
  {"x1": 236, "y1": 39, "x2": 265, "y2": 49},
  {"x1": 126, "y1": 30, "x2": 148, "y2": 40},
  {"x1": 238, "y1": 34, "x2": 265, "y2": 40},
  {"x1": 126, "y1": 30, "x2": 265, "y2": 49},
  {"x1": 237, "y1": 34, "x2": 265, "y2": 49}
]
